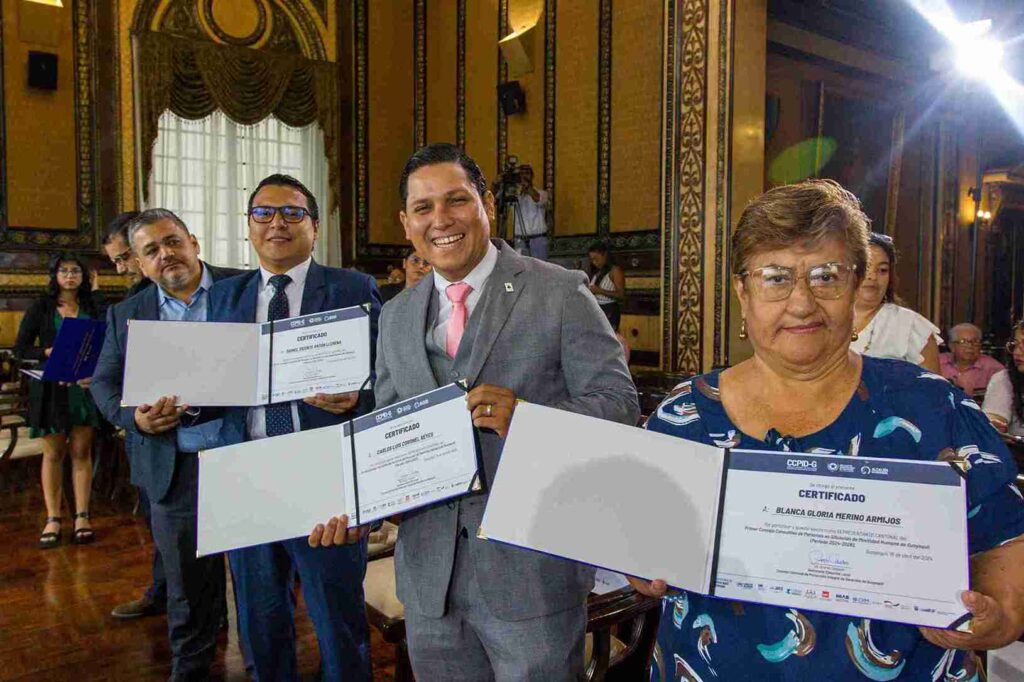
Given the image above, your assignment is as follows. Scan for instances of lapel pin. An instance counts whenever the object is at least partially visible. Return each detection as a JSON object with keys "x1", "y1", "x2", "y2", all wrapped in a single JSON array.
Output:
[{"x1": 504, "y1": 282, "x2": 514, "y2": 293}]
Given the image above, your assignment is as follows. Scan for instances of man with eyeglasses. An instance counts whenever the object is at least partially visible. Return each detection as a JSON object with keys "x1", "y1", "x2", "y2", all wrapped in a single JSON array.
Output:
[
  {"x1": 101, "y1": 211, "x2": 169, "y2": 622},
  {"x1": 206, "y1": 174, "x2": 382, "y2": 681},
  {"x1": 91, "y1": 209, "x2": 247, "y2": 680},
  {"x1": 102, "y1": 211, "x2": 152, "y2": 297},
  {"x1": 939, "y1": 322, "x2": 1004, "y2": 397}
]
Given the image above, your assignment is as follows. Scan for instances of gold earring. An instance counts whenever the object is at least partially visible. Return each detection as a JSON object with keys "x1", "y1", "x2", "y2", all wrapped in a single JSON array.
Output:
[
  {"x1": 739, "y1": 318, "x2": 748, "y2": 340},
  {"x1": 851, "y1": 330, "x2": 859, "y2": 342}
]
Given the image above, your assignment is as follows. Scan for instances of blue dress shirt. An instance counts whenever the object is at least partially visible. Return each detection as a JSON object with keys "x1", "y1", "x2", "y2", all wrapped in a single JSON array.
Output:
[{"x1": 156, "y1": 265, "x2": 222, "y2": 453}]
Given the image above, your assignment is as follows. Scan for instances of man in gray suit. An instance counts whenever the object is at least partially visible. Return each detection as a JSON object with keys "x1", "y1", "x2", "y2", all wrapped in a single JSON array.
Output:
[{"x1": 316, "y1": 143, "x2": 638, "y2": 680}]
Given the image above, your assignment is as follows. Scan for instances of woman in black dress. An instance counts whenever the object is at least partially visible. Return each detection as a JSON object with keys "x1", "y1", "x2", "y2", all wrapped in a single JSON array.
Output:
[{"x1": 15, "y1": 253, "x2": 103, "y2": 548}]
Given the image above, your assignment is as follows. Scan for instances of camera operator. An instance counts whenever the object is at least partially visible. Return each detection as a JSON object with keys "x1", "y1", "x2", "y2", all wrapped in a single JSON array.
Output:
[{"x1": 513, "y1": 164, "x2": 549, "y2": 260}]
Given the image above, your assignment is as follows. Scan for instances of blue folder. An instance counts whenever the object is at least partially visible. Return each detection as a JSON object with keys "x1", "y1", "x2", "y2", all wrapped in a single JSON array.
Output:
[{"x1": 37, "y1": 318, "x2": 107, "y2": 382}]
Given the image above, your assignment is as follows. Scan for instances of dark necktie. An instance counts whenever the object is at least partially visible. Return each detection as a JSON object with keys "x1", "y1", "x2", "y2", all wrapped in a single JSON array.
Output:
[{"x1": 265, "y1": 274, "x2": 294, "y2": 437}]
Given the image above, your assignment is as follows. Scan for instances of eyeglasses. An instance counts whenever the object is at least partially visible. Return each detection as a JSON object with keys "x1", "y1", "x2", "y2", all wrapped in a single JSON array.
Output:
[
  {"x1": 110, "y1": 248, "x2": 133, "y2": 265},
  {"x1": 407, "y1": 255, "x2": 431, "y2": 268},
  {"x1": 57, "y1": 268, "x2": 83, "y2": 276},
  {"x1": 737, "y1": 262, "x2": 857, "y2": 302},
  {"x1": 1007, "y1": 341, "x2": 1023, "y2": 353},
  {"x1": 951, "y1": 339, "x2": 982, "y2": 347},
  {"x1": 249, "y1": 205, "x2": 312, "y2": 223}
]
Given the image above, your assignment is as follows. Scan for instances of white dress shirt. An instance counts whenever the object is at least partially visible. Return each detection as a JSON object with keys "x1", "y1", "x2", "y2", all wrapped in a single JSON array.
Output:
[
  {"x1": 515, "y1": 190, "x2": 549, "y2": 237},
  {"x1": 430, "y1": 241, "x2": 499, "y2": 350},
  {"x1": 247, "y1": 257, "x2": 312, "y2": 440}
]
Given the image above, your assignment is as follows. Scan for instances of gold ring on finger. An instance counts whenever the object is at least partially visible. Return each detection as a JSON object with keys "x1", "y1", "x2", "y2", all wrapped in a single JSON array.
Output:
[{"x1": 484, "y1": 403, "x2": 493, "y2": 417}]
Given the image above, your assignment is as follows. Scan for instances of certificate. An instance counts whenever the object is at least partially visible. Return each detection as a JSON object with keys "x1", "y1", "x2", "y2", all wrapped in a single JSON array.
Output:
[
  {"x1": 197, "y1": 383, "x2": 480, "y2": 556},
  {"x1": 713, "y1": 450, "x2": 970, "y2": 630},
  {"x1": 123, "y1": 305, "x2": 371, "y2": 407},
  {"x1": 22, "y1": 318, "x2": 106, "y2": 382},
  {"x1": 479, "y1": 404, "x2": 971, "y2": 629}
]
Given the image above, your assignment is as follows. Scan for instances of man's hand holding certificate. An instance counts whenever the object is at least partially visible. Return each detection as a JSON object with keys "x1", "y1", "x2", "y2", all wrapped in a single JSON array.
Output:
[{"x1": 196, "y1": 383, "x2": 481, "y2": 556}]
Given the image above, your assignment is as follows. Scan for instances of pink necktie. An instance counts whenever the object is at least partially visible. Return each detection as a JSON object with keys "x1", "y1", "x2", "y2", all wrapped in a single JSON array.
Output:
[{"x1": 445, "y1": 282, "x2": 474, "y2": 358}]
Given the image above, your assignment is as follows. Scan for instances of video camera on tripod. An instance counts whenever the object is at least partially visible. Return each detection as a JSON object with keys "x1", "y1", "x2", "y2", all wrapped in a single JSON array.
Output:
[{"x1": 493, "y1": 155, "x2": 527, "y2": 242}]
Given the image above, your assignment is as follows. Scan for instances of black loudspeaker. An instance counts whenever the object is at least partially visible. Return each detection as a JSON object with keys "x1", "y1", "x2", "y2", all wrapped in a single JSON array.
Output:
[
  {"x1": 28, "y1": 51, "x2": 58, "y2": 90},
  {"x1": 498, "y1": 81, "x2": 526, "y2": 116}
]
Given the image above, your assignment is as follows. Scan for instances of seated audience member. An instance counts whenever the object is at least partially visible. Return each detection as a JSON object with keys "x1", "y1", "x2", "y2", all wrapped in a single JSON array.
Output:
[
  {"x1": 635, "y1": 179, "x2": 1024, "y2": 680},
  {"x1": 208, "y1": 174, "x2": 381, "y2": 682},
  {"x1": 102, "y1": 211, "x2": 151, "y2": 297},
  {"x1": 851, "y1": 232, "x2": 942, "y2": 372},
  {"x1": 380, "y1": 248, "x2": 432, "y2": 302},
  {"x1": 983, "y1": 320, "x2": 1024, "y2": 436},
  {"x1": 940, "y1": 322, "x2": 1004, "y2": 396},
  {"x1": 15, "y1": 253, "x2": 103, "y2": 548},
  {"x1": 586, "y1": 240, "x2": 626, "y2": 332},
  {"x1": 90, "y1": 210, "x2": 245, "y2": 679}
]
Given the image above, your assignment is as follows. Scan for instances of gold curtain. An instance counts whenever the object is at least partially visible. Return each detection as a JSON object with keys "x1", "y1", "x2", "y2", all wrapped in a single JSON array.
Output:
[{"x1": 135, "y1": 32, "x2": 341, "y2": 211}]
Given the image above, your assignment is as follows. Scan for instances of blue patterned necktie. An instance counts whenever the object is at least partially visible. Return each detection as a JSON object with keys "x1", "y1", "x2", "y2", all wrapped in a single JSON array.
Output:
[{"x1": 265, "y1": 274, "x2": 294, "y2": 437}]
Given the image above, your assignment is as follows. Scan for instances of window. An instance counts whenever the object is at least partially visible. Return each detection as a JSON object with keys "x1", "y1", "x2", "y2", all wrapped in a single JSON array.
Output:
[{"x1": 149, "y1": 110, "x2": 335, "y2": 269}]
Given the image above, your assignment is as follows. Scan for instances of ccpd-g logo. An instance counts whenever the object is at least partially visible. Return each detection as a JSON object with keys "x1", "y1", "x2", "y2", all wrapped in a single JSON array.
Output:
[{"x1": 786, "y1": 458, "x2": 817, "y2": 472}]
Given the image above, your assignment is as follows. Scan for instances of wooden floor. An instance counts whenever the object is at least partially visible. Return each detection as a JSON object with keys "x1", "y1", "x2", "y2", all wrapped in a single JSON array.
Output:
[{"x1": 0, "y1": 482, "x2": 397, "y2": 681}]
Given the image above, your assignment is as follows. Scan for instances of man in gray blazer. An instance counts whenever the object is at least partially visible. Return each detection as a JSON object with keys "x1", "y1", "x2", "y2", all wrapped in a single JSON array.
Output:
[{"x1": 320, "y1": 143, "x2": 638, "y2": 680}]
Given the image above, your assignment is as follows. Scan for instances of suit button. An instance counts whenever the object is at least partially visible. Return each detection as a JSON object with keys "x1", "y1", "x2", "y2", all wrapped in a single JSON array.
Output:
[
  {"x1": 450, "y1": 371, "x2": 459, "y2": 378},
  {"x1": 447, "y1": 501, "x2": 456, "y2": 510}
]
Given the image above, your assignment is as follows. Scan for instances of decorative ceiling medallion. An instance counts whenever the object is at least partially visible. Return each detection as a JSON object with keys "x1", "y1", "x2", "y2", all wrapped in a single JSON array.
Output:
[{"x1": 198, "y1": 0, "x2": 272, "y2": 48}]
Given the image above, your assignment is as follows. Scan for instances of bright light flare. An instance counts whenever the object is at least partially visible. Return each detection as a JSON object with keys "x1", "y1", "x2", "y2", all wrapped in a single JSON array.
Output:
[{"x1": 953, "y1": 20, "x2": 1004, "y2": 77}]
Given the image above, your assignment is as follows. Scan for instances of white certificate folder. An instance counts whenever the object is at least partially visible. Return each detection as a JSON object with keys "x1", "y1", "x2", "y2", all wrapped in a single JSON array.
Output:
[
  {"x1": 479, "y1": 403, "x2": 971, "y2": 630},
  {"x1": 197, "y1": 383, "x2": 481, "y2": 557},
  {"x1": 122, "y1": 305, "x2": 371, "y2": 407}
]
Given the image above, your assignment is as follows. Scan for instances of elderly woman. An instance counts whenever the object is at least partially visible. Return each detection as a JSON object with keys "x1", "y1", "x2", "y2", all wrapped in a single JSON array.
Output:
[
  {"x1": 983, "y1": 320, "x2": 1024, "y2": 436},
  {"x1": 633, "y1": 180, "x2": 1024, "y2": 680}
]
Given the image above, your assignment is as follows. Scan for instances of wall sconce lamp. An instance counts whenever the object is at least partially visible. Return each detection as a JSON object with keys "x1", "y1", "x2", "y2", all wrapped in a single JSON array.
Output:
[{"x1": 977, "y1": 210, "x2": 992, "y2": 222}]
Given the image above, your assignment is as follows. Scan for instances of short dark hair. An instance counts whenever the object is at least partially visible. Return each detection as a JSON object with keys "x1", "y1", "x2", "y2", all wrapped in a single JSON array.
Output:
[
  {"x1": 588, "y1": 240, "x2": 610, "y2": 254},
  {"x1": 399, "y1": 143, "x2": 488, "y2": 204},
  {"x1": 104, "y1": 211, "x2": 140, "y2": 246},
  {"x1": 247, "y1": 174, "x2": 320, "y2": 221},
  {"x1": 127, "y1": 209, "x2": 191, "y2": 248}
]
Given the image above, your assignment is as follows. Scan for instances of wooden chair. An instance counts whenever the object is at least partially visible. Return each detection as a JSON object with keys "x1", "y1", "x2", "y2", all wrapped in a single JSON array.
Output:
[{"x1": 363, "y1": 532, "x2": 662, "y2": 682}]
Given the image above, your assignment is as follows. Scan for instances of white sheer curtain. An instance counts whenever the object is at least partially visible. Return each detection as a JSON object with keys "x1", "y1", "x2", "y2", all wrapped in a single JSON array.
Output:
[{"x1": 149, "y1": 110, "x2": 339, "y2": 269}]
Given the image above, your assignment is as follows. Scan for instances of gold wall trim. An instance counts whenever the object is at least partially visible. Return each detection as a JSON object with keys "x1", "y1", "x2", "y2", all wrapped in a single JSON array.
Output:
[
  {"x1": 674, "y1": 0, "x2": 708, "y2": 374},
  {"x1": 496, "y1": 0, "x2": 509, "y2": 177},
  {"x1": 414, "y1": 0, "x2": 427, "y2": 149},
  {"x1": 596, "y1": 0, "x2": 611, "y2": 233},
  {"x1": 456, "y1": 0, "x2": 467, "y2": 148},
  {"x1": 659, "y1": 0, "x2": 680, "y2": 371},
  {"x1": 543, "y1": 0, "x2": 556, "y2": 213},
  {"x1": 0, "y1": 0, "x2": 97, "y2": 249}
]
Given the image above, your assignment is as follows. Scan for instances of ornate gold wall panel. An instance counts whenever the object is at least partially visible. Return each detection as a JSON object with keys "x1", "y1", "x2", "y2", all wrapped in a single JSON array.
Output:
[
  {"x1": 553, "y1": 0, "x2": 598, "y2": 236},
  {"x1": 366, "y1": 1, "x2": 414, "y2": 248},
  {"x1": 0, "y1": 0, "x2": 96, "y2": 247},
  {"x1": 426, "y1": 0, "x2": 458, "y2": 145},
  {"x1": 465, "y1": 0, "x2": 498, "y2": 182},
  {"x1": 610, "y1": 0, "x2": 662, "y2": 234}
]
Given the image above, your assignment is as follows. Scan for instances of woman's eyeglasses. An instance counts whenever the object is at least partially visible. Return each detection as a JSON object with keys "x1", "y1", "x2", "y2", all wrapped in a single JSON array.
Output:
[
  {"x1": 248, "y1": 205, "x2": 312, "y2": 223},
  {"x1": 1007, "y1": 341, "x2": 1022, "y2": 353},
  {"x1": 57, "y1": 268, "x2": 83, "y2": 276},
  {"x1": 737, "y1": 262, "x2": 857, "y2": 302},
  {"x1": 951, "y1": 339, "x2": 981, "y2": 347}
]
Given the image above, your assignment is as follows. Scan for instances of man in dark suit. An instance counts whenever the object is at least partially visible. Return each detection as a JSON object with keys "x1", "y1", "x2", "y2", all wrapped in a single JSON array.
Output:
[
  {"x1": 315, "y1": 144, "x2": 638, "y2": 680},
  {"x1": 91, "y1": 209, "x2": 246, "y2": 680},
  {"x1": 207, "y1": 174, "x2": 381, "y2": 681},
  {"x1": 101, "y1": 210, "x2": 164, "y2": 621}
]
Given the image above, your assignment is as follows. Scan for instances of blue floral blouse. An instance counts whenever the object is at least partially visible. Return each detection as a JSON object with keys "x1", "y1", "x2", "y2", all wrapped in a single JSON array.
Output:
[{"x1": 645, "y1": 357, "x2": 1024, "y2": 681}]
